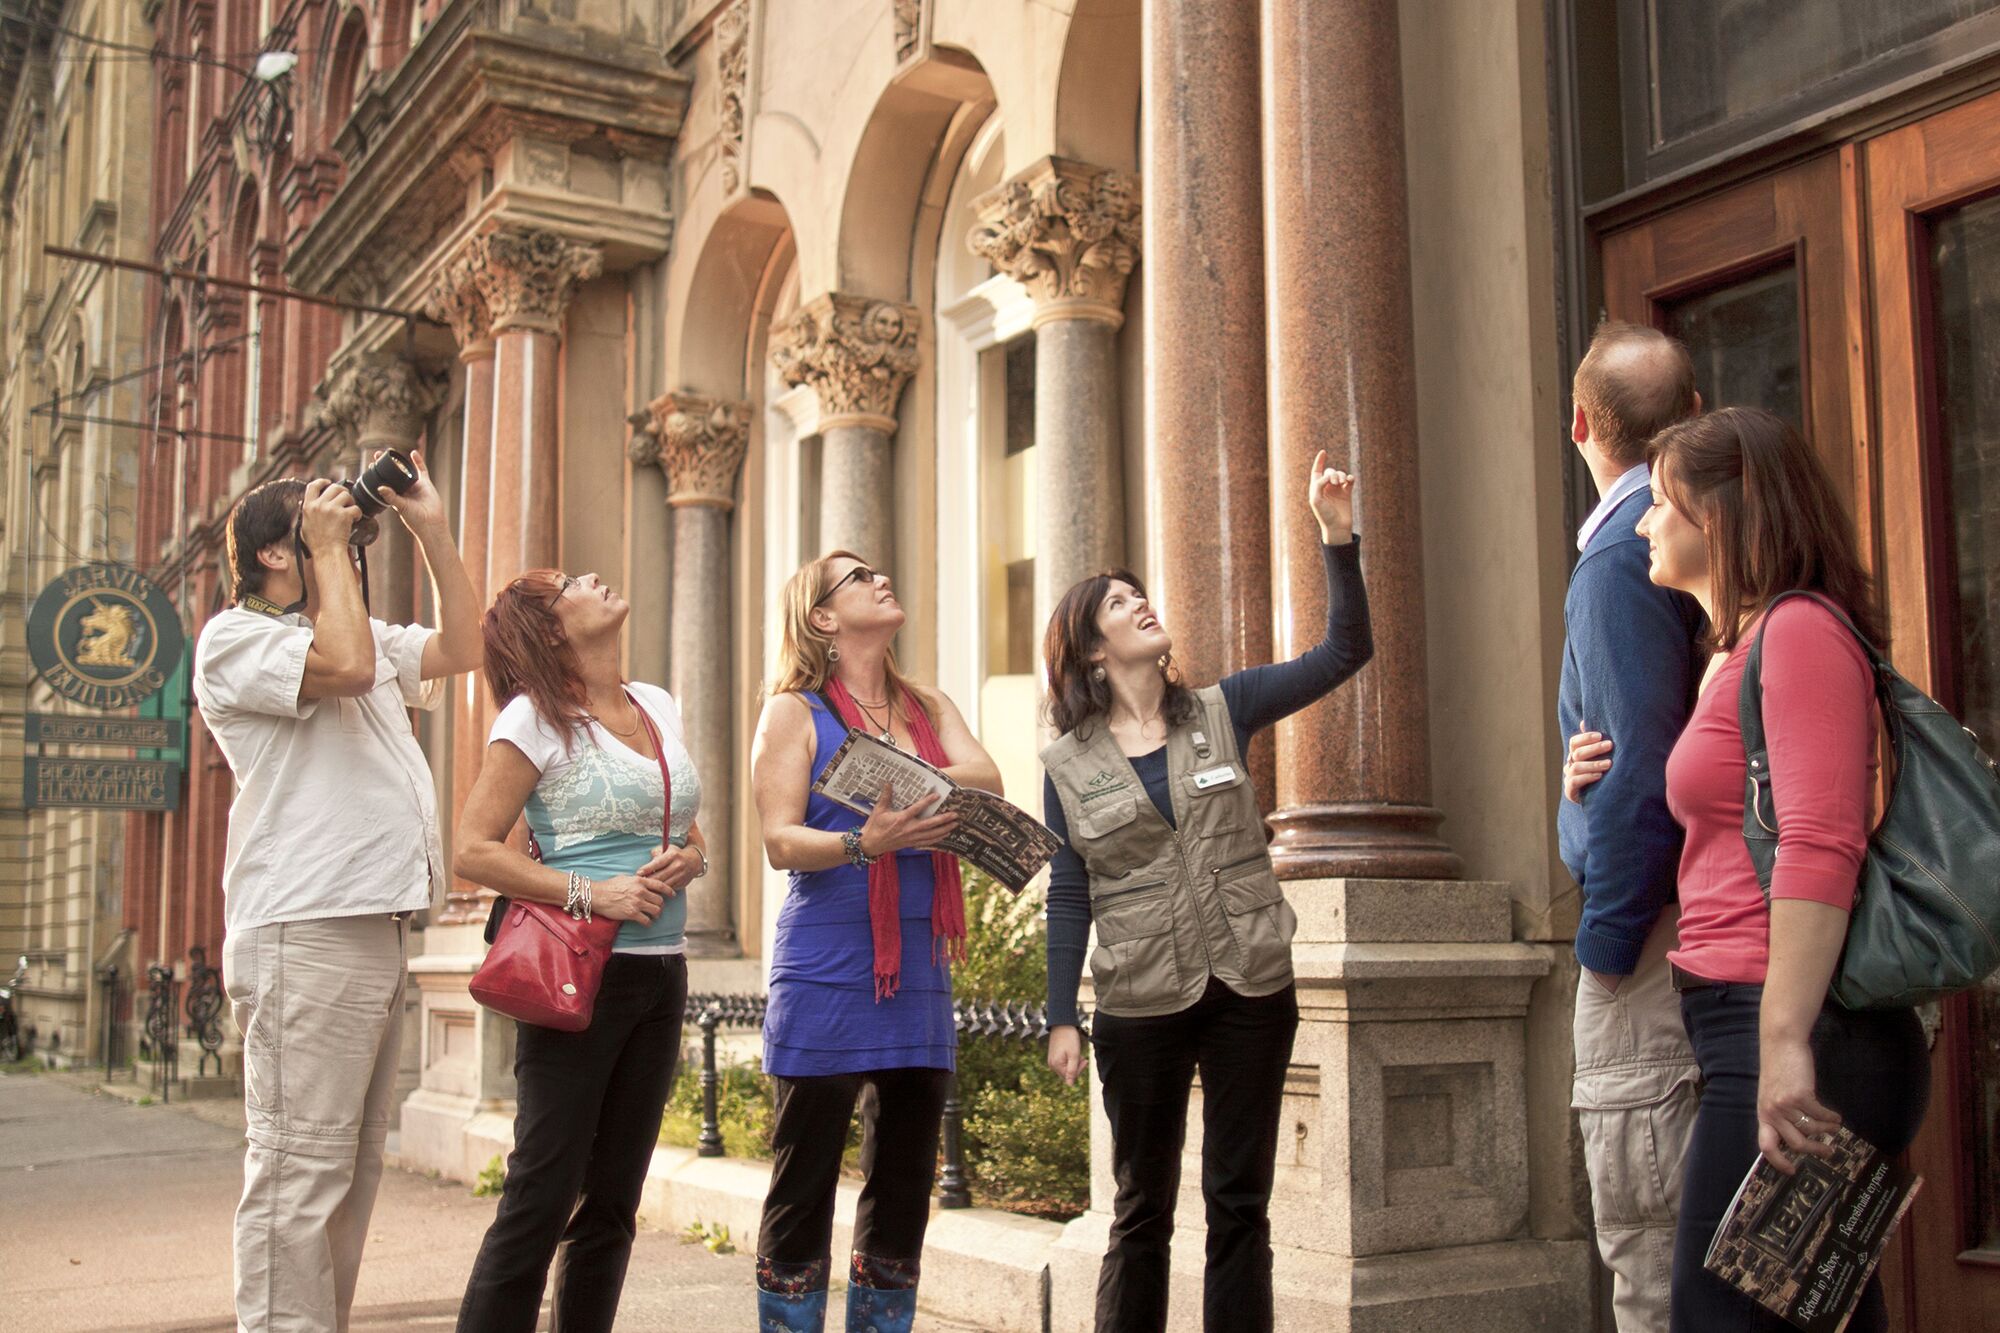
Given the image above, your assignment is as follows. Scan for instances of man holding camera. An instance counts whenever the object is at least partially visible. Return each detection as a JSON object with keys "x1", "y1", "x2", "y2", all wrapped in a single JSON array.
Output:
[{"x1": 195, "y1": 450, "x2": 481, "y2": 1332}]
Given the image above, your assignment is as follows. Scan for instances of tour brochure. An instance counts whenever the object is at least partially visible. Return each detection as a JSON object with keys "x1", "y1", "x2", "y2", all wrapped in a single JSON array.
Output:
[
  {"x1": 1702, "y1": 1124, "x2": 1921, "y2": 1332},
  {"x1": 811, "y1": 729, "x2": 1062, "y2": 894}
]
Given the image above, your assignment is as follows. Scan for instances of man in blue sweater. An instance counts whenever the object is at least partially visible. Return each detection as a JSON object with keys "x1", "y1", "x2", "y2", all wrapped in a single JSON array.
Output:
[{"x1": 1558, "y1": 322, "x2": 1706, "y2": 1333}]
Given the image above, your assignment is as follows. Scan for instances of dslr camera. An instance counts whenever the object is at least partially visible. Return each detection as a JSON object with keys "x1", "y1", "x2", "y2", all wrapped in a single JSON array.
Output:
[{"x1": 303, "y1": 449, "x2": 420, "y2": 551}]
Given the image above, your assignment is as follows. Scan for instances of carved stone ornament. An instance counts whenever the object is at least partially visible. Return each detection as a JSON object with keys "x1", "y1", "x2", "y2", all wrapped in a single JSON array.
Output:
[
  {"x1": 626, "y1": 409, "x2": 661, "y2": 467},
  {"x1": 893, "y1": 0, "x2": 923, "y2": 64},
  {"x1": 716, "y1": 0, "x2": 750, "y2": 195},
  {"x1": 463, "y1": 225, "x2": 605, "y2": 335},
  {"x1": 969, "y1": 156, "x2": 1143, "y2": 324},
  {"x1": 644, "y1": 392, "x2": 753, "y2": 510},
  {"x1": 307, "y1": 353, "x2": 447, "y2": 450},
  {"x1": 423, "y1": 247, "x2": 493, "y2": 348},
  {"x1": 769, "y1": 293, "x2": 921, "y2": 428}
]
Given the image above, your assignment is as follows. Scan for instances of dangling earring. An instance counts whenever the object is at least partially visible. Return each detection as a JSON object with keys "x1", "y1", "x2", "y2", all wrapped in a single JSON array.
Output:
[
  {"x1": 1091, "y1": 664, "x2": 1107, "y2": 684},
  {"x1": 828, "y1": 645, "x2": 841, "y2": 663}
]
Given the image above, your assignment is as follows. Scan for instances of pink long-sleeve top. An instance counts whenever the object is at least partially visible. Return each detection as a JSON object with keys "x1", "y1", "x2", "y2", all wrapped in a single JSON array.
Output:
[{"x1": 1664, "y1": 597, "x2": 1876, "y2": 984}]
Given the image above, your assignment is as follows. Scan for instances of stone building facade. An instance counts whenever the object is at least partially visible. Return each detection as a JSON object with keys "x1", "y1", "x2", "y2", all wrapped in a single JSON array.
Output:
[
  {"x1": 2, "y1": 0, "x2": 1989, "y2": 1327},
  {"x1": 0, "y1": 0, "x2": 155, "y2": 1063}
]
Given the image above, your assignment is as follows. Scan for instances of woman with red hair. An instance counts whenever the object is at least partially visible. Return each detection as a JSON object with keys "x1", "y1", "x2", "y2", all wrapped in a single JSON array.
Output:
[
  {"x1": 454, "y1": 570, "x2": 708, "y2": 1333},
  {"x1": 747, "y1": 551, "x2": 1003, "y2": 1333}
]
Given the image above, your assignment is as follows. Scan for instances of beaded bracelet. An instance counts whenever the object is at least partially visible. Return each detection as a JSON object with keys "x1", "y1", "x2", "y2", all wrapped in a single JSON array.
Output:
[{"x1": 841, "y1": 827, "x2": 876, "y2": 868}]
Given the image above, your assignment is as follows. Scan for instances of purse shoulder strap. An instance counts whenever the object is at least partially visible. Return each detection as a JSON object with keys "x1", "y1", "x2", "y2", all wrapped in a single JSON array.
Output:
[
  {"x1": 628, "y1": 686, "x2": 676, "y2": 847},
  {"x1": 1736, "y1": 590, "x2": 1892, "y2": 903}
]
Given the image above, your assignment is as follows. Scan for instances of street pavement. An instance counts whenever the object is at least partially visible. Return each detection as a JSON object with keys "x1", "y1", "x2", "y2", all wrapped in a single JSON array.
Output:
[{"x1": 0, "y1": 1071, "x2": 995, "y2": 1332}]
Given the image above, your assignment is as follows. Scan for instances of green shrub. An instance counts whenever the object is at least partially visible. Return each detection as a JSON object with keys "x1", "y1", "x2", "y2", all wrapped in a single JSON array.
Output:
[
  {"x1": 473, "y1": 1154, "x2": 506, "y2": 1197},
  {"x1": 660, "y1": 1055, "x2": 776, "y2": 1160}
]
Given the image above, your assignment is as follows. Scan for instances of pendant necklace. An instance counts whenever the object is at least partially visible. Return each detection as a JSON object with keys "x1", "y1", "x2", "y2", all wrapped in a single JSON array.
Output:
[{"x1": 853, "y1": 693, "x2": 896, "y2": 746}]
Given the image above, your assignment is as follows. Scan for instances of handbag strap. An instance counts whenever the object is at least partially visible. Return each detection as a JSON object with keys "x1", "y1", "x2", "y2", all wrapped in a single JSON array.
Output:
[
  {"x1": 1735, "y1": 590, "x2": 1893, "y2": 905},
  {"x1": 628, "y1": 687, "x2": 677, "y2": 848}
]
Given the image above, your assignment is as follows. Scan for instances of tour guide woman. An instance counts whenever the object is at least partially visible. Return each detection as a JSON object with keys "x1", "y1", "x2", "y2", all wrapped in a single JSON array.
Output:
[
  {"x1": 749, "y1": 551, "x2": 1005, "y2": 1333},
  {"x1": 1041, "y1": 453, "x2": 1370, "y2": 1333},
  {"x1": 1568, "y1": 408, "x2": 1930, "y2": 1331},
  {"x1": 454, "y1": 570, "x2": 707, "y2": 1332}
]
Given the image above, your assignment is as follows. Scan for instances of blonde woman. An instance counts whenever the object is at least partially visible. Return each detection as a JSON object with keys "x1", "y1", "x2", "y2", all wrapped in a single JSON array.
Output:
[{"x1": 748, "y1": 551, "x2": 1003, "y2": 1333}]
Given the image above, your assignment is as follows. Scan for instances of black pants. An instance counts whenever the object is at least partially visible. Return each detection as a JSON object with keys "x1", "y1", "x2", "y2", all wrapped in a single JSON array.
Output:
[
  {"x1": 757, "y1": 1066, "x2": 950, "y2": 1280},
  {"x1": 1672, "y1": 982, "x2": 1929, "y2": 1333},
  {"x1": 458, "y1": 953, "x2": 688, "y2": 1333},
  {"x1": 1090, "y1": 978, "x2": 1299, "y2": 1333}
]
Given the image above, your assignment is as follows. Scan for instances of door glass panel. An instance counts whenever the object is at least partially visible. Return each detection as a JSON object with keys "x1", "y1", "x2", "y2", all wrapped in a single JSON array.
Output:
[
  {"x1": 1663, "y1": 265, "x2": 1804, "y2": 428},
  {"x1": 1931, "y1": 190, "x2": 2000, "y2": 1255}
]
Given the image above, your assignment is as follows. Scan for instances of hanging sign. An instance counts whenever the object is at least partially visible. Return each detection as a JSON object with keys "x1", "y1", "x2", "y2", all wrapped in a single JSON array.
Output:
[{"x1": 26, "y1": 564, "x2": 184, "y2": 710}]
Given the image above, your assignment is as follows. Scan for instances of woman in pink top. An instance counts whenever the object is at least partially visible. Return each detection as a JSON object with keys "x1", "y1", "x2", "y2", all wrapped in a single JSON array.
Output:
[{"x1": 1569, "y1": 407, "x2": 1928, "y2": 1331}]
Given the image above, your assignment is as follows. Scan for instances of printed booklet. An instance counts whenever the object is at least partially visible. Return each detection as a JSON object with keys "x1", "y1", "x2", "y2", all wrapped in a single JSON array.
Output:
[
  {"x1": 811, "y1": 729, "x2": 1061, "y2": 894},
  {"x1": 1702, "y1": 1124, "x2": 1921, "y2": 1333}
]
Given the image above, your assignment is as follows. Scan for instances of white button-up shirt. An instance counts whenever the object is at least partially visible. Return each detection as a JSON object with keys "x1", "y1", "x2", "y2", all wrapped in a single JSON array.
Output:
[
  {"x1": 194, "y1": 607, "x2": 446, "y2": 934},
  {"x1": 1577, "y1": 462, "x2": 1653, "y2": 552}
]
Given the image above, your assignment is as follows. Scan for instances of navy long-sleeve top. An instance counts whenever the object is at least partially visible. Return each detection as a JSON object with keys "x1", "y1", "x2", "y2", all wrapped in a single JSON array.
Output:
[
  {"x1": 1557, "y1": 488, "x2": 1707, "y2": 974},
  {"x1": 1043, "y1": 540, "x2": 1372, "y2": 1026}
]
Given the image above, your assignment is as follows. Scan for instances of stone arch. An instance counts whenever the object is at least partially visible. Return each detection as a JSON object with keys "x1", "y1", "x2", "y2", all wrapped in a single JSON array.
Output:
[
  {"x1": 1052, "y1": 0, "x2": 1141, "y2": 172},
  {"x1": 323, "y1": 8, "x2": 370, "y2": 129},
  {"x1": 672, "y1": 192, "x2": 797, "y2": 401},
  {"x1": 832, "y1": 52, "x2": 996, "y2": 299},
  {"x1": 225, "y1": 176, "x2": 260, "y2": 281}
]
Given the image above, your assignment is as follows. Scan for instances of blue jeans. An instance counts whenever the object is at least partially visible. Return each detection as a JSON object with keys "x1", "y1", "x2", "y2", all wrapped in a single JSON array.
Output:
[{"x1": 1671, "y1": 981, "x2": 1928, "y2": 1332}]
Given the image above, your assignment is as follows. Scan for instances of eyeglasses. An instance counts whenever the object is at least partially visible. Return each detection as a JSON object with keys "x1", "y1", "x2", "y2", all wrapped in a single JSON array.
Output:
[
  {"x1": 541, "y1": 574, "x2": 577, "y2": 608},
  {"x1": 812, "y1": 565, "x2": 879, "y2": 608}
]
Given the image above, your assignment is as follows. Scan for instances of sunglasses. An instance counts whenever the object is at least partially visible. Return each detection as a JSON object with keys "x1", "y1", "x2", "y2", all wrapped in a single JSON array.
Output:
[{"x1": 813, "y1": 565, "x2": 880, "y2": 609}]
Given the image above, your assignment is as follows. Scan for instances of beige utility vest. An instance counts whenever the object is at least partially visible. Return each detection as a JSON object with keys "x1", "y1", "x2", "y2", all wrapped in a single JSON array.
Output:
[{"x1": 1041, "y1": 684, "x2": 1297, "y2": 1018}]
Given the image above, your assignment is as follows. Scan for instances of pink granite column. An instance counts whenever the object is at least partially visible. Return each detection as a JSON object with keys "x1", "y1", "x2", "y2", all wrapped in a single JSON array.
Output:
[
  {"x1": 1142, "y1": 0, "x2": 1274, "y2": 796},
  {"x1": 770, "y1": 293, "x2": 921, "y2": 577},
  {"x1": 969, "y1": 156, "x2": 1142, "y2": 625},
  {"x1": 1260, "y1": 0, "x2": 1458, "y2": 880},
  {"x1": 424, "y1": 256, "x2": 496, "y2": 924},
  {"x1": 471, "y1": 226, "x2": 604, "y2": 590}
]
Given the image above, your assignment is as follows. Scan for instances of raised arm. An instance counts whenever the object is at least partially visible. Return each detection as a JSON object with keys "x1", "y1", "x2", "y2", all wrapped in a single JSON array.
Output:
[
  {"x1": 375, "y1": 449, "x2": 482, "y2": 680},
  {"x1": 298, "y1": 480, "x2": 378, "y2": 700}
]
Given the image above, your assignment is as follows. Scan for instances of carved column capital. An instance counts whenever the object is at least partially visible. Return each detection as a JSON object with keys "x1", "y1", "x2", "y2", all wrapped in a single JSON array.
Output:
[
  {"x1": 307, "y1": 352, "x2": 446, "y2": 451},
  {"x1": 639, "y1": 392, "x2": 752, "y2": 511},
  {"x1": 423, "y1": 247, "x2": 493, "y2": 350},
  {"x1": 970, "y1": 156, "x2": 1142, "y2": 327},
  {"x1": 461, "y1": 225, "x2": 604, "y2": 336},
  {"x1": 769, "y1": 293, "x2": 921, "y2": 431}
]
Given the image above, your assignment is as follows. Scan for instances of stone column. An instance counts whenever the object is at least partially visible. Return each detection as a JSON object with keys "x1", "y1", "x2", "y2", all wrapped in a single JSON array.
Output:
[
  {"x1": 770, "y1": 293, "x2": 920, "y2": 572},
  {"x1": 1142, "y1": 0, "x2": 1272, "y2": 697},
  {"x1": 633, "y1": 393, "x2": 752, "y2": 957},
  {"x1": 1261, "y1": 0, "x2": 1457, "y2": 879},
  {"x1": 424, "y1": 256, "x2": 496, "y2": 925},
  {"x1": 306, "y1": 351, "x2": 447, "y2": 626},
  {"x1": 969, "y1": 156, "x2": 1141, "y2": 625},
  {"x1": 469, "y1": 225, "x2": 604, "y2": 591}
]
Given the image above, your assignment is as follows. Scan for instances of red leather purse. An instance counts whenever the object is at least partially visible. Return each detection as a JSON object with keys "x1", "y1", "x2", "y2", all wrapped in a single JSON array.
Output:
[{"x1": 470, "y1": 693, "x2": 673, "y2": 1032}]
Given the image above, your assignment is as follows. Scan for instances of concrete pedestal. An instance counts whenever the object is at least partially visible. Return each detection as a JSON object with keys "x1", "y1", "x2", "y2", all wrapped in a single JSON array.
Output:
[
  {"x1": 396, "y1": 923, "x2": 519, "y2": 1184},
  {"x1": 1048, "y1": 880, "x2": 1593, "y2": 1330}
]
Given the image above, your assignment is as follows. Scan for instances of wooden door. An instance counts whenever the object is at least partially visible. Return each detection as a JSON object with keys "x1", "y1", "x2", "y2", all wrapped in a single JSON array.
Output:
[
  {"x1": 1599, "y1": 152, "x2": 1867, "y2": 510},
  {"x1": 1863, "y1": 84, "x2": 2000, "y2": 1333}
]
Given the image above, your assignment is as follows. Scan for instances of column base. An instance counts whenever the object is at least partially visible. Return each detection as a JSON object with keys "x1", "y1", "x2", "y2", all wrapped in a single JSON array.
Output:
[
  {"x1": 682, "y1": 927, "x2": 741, "y2": 960},
  {"x1": 1049, "y1": 1210, "x2": 1592, "y2": 1332},
  {"x1": 1267, "y1": 802, "x2": 1463, "y2": 881}
]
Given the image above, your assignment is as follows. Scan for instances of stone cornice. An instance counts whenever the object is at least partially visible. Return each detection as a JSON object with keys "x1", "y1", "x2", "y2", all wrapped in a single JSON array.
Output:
[
  {"x1": 286, "y1": 18, "x2": 689, "y2": 300},
  {"x1": 636, "y1": 392, "x2": 751, "y2": 510},
  {"x1": 769, "y1": 293, "x2": 921, "y2": 431},
  {"x1": 970, "y1": 156, "x2": 1141, "y2": 327}
]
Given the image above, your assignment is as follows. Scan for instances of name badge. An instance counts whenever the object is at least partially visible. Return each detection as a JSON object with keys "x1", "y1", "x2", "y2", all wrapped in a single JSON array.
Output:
[{"x1": 1192, "y1": 764, "x2": 1239, "y2": 790}]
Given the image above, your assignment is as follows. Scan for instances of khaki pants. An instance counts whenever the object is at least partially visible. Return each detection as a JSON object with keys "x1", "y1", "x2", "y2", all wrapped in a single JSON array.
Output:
[
  {"x1": 1572, "y1": 912, "x2": 1699, "y2": 1333},
  {"x1": 224, "y1": 915, "x2": 408, "y2": 1333}
]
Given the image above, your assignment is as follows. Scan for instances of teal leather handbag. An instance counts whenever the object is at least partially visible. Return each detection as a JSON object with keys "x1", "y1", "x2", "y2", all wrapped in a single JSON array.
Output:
[{"x1": 1739, "y1": 590, "x2": 2000, "y2": 1009}]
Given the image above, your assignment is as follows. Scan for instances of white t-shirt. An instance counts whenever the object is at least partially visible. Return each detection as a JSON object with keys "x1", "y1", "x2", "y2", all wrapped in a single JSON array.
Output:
[
  {"x1": 489, "y1": 681, "x2": 702, "y2": 954},
  {"x1": 194, "y1": 607, "x2": 445, "y2": 934}
]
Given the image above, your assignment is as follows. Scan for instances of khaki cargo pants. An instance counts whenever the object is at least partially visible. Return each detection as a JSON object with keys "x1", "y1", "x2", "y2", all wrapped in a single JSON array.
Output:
[
  {"x1": 224, "y1": 915, "x2": 408, "y2": 1333},
  {"x1": 1572, "y1": 912, "x2": 1699, "y2": 1333}
]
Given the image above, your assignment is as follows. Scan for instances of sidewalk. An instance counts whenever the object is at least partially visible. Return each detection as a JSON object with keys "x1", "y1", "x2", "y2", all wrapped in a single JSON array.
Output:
[{"x1": 0, "y1": 1070, "x2": 994, "y2": 1331}]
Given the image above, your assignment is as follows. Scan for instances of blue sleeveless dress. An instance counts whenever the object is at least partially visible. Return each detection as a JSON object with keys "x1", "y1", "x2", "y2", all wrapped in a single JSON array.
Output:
[{"x1": 762, "y1": 695, "x2": 957, "y2": 1078}]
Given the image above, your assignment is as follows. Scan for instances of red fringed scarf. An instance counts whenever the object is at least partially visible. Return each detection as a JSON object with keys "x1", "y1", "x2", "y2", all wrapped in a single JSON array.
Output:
[{"x1": 823, "y1": 676, "x2": 968, "y2": 999}]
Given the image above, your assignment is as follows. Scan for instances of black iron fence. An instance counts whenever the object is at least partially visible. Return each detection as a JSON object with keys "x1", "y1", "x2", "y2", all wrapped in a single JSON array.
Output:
[
  {"x1": 141, "y1": 963, "x2": 179, "y2": 1102},
  {"x1": 686, "y1": 992, "x2": 1085, "y2": 1211},
  {"x1": 184, "y1": 946, "x2": 226, "y2": 1076}
]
